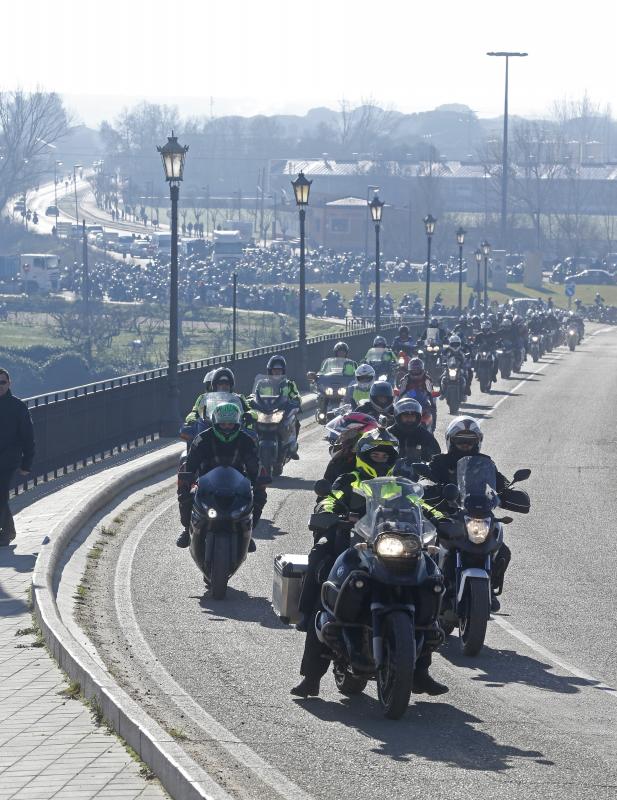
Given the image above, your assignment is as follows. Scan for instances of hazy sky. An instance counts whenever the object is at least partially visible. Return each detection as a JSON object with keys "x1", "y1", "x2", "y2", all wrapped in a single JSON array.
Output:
[{"x1": 3, "y1": 0, "x2": 617, "y2": 126}]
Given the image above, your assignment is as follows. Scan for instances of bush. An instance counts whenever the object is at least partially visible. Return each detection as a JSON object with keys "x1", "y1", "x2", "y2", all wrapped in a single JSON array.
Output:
[
  {"x1": 41, "y1": 352, "x2": 91, "y2": 390},
  {"x1": 0, "y1": 348, "x2": 43, "y2": 397}
]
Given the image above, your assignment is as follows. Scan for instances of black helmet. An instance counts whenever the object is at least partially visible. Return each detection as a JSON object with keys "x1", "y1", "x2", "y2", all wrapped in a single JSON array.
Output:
[
  {"x1": 267, "y1": 355, "x2": 287, "y2": 375},
  {"x1": 393, "y1": 397, "x2": 422, "y2": 429},
  {"x1": 398, "y1": 325, "x2": 409, "y2": 336},
  {"x1": 369, "y1": 380, "x2": 394, "y2": 413},
  {"x1": 373, "y1": 335, "x2": 387, "y2": 348},
  {"x1": 333, "y1": 341, "x2": 349, "y2": 357},
  {"x1": 211, "y1": 367, "x2": 235, "y2": 391},
  {"x1": 429, "y1": 317, "x2": 439, "y2": 327}
]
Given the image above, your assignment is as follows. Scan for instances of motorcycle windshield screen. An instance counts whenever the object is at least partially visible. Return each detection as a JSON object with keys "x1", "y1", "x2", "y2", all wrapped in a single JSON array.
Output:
[
  {"x1": 319, "y1": 358, "x2": 356, "y2": 377},
  {"x1": 196, "y1": 466, "x2": 252, "y2": 513},
  {"x1": 365, "y1": 348, "x2": 391, "y2": 364},
  {"x1": 204, "y1": 392, "x2": 244, "y2": 421},
  {"x1": 426, "y1": 328, "x2": 441, "y2": 342},
  {"x1": 354, "y1": 477, "x2": 424, "y2": 542},
  {"x1": 252, "y1": 374, "x2": 285, "y2": 410},
  {"x1": 456, "y1": 456, "x2": 498, "y2": 516}
]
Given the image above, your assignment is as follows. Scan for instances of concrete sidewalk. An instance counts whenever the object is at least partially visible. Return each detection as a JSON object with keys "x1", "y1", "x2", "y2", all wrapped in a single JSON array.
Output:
[{"x1": 0, "y1": 466, "x2": 170, "y2": 799}]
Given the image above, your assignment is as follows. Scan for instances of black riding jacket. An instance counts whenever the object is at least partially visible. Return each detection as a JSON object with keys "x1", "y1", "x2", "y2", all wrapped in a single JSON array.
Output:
[
  {"x1": 387, "y1": 423, "x2": 441, "y2": 462},
  {"x1": 185, "y1": 428, "x2": 259, "y2": 484}
]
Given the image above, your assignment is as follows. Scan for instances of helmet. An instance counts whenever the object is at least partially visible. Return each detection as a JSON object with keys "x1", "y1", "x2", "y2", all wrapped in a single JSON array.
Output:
[
  {"x1": 211, "y1": 367, "x2": 235, "y2": 391},
  {"x1": 333, "y1": 341, "x2": 349, "y2": 357},
  {"x1": 211, "y1": 402, "x2": 242, "y2": 442},
  {"x1": 445, "y1": 416, "x2": 483, "y2": 454},
  {"x1": 326, "y1": 411, "x2": 378, "y2": 447},
  {"x1": 203, "y1": 369, "x2": 216, "y2": 392},
  {"x1": 355, "y1": 363, "x2": 375, "y2": 383},
  {"x1": 369, "y1": 380, "x2": 394, "y2": 413},
  {"x1": 513, "y1": 315, "x2": 523, "y2": 324},
  {"x1": 355, "y1": 427, "x2": 399, "y2": 478},
  {"x1": 481, "y1": 321, "x2": 492, "y2": 333},
  {"x1": 373, "y1": 335, "x2": 387, "y2": 348},
  {"x1": 398, "y1": 325, "x2": 409, "y2": 336},
  {"x1": 267, "y1": 355, "x2": 286, "y2": 375},
  {"x1": 408, "y1": 357, "x2": 425, "y2": 377},
  {"x1": 448, "y1": 335, "x2": 462, "y2": 350},
  {"x1": 501, "y1": 318, "x2": 512, "y2": 328},
  {"x1": 393, "y1": 397, "x2": 423, "y2": 429},
  {"x1": 429, "y1": 317, "x2": 439, "y2": 327}
]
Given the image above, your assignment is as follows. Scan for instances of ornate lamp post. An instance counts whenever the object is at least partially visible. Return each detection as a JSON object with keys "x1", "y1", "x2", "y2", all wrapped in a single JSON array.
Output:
[
  {"x1": 369, "y1": 194, "x2": 385, "y2": 331},
  {"x1": 423, "y1": 214, "x2": 436, "y2": 327},
  {"x1": 481, "y1": 239, "x2": 491, "y2": 312},
  {"x1": 456, "y1": 226, "x2": 466, "y2": 313},
  {"x1": 291, "y1": 171, "x2": 312, "y2": 365},
  {"x1": 474, "y1": 248, "x2": 482, "y2": 310},
  {"x1": 157, "y1": 132, "x2": 189, "y2": 436}
]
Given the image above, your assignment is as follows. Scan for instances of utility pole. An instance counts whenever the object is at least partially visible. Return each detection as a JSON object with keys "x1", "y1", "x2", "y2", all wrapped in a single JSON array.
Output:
[{"x1": 82, "y1": 220, "x2": 92, "y2": 363}]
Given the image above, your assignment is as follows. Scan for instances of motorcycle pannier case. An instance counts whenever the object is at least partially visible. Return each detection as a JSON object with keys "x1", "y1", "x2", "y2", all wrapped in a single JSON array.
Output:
[{"x1": 272, "y1": 554, "x2": 308, "y2": 624}]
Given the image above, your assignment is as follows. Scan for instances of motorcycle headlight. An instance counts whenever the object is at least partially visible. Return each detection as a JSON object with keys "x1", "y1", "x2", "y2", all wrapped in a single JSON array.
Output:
[
  {"x1": 325, "y1": 387, "x2": 334, "y2": 396},
  {"x1": 338, "y1": 387, "x2": 347, "y2": 396},
  {"x1": 465, "y1": 516, "x2": 491, "y2": 543},
  {"x1": 207, "y1": 508, "x2": 217, "y2": 519},
  {"x1": 532, "y1": 336, "x2": 539, "y2": 342},
  {"x1": 398, "y1": 357, "x2": 405, "y2": 365},
  {"x1": 568, "y1": 328, "x2": 576, "y2": 335},
  {"x1": 448, "y1": 368, "x2": 457, "y2": 379},
  {"x1": 375, "y1": 533, "x2": 421, "y2": 558},
  {"x1": 496, "y1": 349, "x2": 504, "y2": 355},
  {"x1": 318, "y1": 412, "x2": 326, "y2": 420},
  {"x1": 379, "y1": 374, "x2": 388, "y2": 381}
]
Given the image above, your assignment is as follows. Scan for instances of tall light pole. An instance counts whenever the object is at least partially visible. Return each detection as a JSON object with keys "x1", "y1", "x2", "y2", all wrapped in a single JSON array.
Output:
[
  {"x1": 481, "y1": 239, "x2": 491, "y2": 312},
  {"x1": 157, "y1": 132, "x2": 189, "y2": 436},
  {"x1": 364, "y1": 184, "x2": 380, "y2": 261},
  {"x1": 474, "y1": 248, "x2": 482, "y2": 310},
  {"x1": 456, "y1": 226, "x2": 466, "y2": 313},
  {"x1": 72, "y1": 164, "x2": 82, "y2": 225},
  {"x1": 423, "y1": 215, "x2": 436, "y2": 327},
  {"x1": 487, "y1": 51, "x2": 528, "y2": 251},
  {"x1": 291, "y1": 171, "x2": 312, "y2": 376},
  {"x1": 54, "y1": 160, "x2": 62, "y2": 232},
  {"x1": 369, "y1": 194, "x2": 385, "y2": 331}
]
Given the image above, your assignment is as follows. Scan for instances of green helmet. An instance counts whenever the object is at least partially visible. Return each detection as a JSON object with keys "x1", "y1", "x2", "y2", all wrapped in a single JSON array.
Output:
[{"x1": 212, "y1": 402, "x2": 242, "y2": 442}]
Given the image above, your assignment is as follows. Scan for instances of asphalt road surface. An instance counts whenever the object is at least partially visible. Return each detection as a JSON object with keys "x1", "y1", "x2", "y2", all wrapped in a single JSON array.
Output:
[{"x1": 87, "y1": 326, "x2": 617, "y2": 800}]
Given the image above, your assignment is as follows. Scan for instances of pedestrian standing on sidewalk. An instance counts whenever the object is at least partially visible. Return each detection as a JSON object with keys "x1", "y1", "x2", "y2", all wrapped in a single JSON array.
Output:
[{"x1": 0, "y1": 369, "x2": 34, "y2": 546}]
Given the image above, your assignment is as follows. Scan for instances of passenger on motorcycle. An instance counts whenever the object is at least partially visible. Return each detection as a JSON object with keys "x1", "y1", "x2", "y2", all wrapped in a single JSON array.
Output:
[
  {"x1": 398, "y1": 357, "x2": 438, "y2": 427},
  {"x1": 292, "y1": 429, "x2": 449, "y2": 698},
  {"x1": 354, "y1": 380, "x2": 394, "y2": 421},
  {"x1": 322, "y1": 412, "x2": 379, "y2": 488},
  {"x1": 265, "y1": 355, "x2": 301, "y2": 459},
  {"x1": 176, "y1": 402, "x2": 267, "y2": 549},
  {"x1": 387, "y1": 398, "x2": 440, "y2": 461},
  {"x1": 345, "y1": 363, "x2": 375, "y2": 408}
]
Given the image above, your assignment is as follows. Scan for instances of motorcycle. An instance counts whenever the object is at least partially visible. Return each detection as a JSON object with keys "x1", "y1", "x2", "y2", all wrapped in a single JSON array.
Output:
[
  {"x1": 250, "y1": 375, "x2": 299, "y2": 482},
  {"x1": 364, "y1": 347, "x2": 396, "y2": 385},
  {"x1": 512, "y1": 345, "x2": 525, "y2": 373},
  {"x1": 186, "y1": 466, "x2": 253, "y2": 600},
  {"x1": 314, "y1": 476, "x2": 445, "y2": 719},
  {"x1": 423, "y1": 338, "x2": 443, "y2": 383},
  {"x1": 308, "y1": 358, "x2": 355, "y2": 424},
  {"x1": 566, "y1": 326, "x2": 579, "y2": 351},
  {"x1": 416, "y1": 456, "x2": 530, "y2": 656},
  {"x1": 495, "y1": 341, "x2": 513, "y2": 380},
  {"x1": 395, "y1": 350, "x2": 411, "y2": 386},
  {"x1": 529, "y1": 334, "x2": 542, "y2": 362},
  {"x1": 474, "y1": 349, "x2": 495, "y2": 393},
  {"x1": 441, "y1": 357, "x2": 465, "y2": 415}
]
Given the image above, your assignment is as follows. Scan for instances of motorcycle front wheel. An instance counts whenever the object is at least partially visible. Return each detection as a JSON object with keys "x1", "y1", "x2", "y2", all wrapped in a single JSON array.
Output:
[
  {"x1": 376, "y1": 611, "x2": 416, "y2": 719},
  {"x1": 209, "y1": 536, "x2": 231, "y2": 600},
  {"x1": 459, "y1": 578, "x2": 489, "y2": 656}
]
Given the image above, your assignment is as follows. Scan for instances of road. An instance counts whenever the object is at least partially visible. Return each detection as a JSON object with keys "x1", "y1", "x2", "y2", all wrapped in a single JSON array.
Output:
[{"x1": 84, "y1": 328, "x2": 617, "y2": 800}]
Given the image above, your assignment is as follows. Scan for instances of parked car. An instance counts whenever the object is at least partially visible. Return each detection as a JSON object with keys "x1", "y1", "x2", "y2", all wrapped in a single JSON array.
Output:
[
  {"x1": 45, "y1": 205, "x2": 59, "y2": 216},
  {"x1": 569, "y1": 269, "x2": 616, "y2": 285}
]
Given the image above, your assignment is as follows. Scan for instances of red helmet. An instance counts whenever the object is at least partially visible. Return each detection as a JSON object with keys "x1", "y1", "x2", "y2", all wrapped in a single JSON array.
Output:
[{"x1": 325, "y1": 411, "x2": 379, "y2": 446}]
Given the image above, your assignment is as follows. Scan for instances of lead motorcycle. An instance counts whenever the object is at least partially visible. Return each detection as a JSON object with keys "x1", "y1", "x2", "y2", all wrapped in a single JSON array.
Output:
[
  {"x1": 416, "y1": 456, "x2": 530, "y2": 656},
  {"x1": 440, "y1": 356, "x2": 465, "y2": 415},
  {"x1": 250, "y1": 375, "x2": 300, "y2": 482},
  {"x1": 495, "y1": 340, "x2": 513, "y2": 379},
  {"x1": 474, "y1": 348, "x2": 495, "y2": 393},
  {"x1": 185, "y1": 465, "x2": 253, "y2": 599},
  {"x1": 313, "y1": 476, "x2": 446, "y2": 719}
]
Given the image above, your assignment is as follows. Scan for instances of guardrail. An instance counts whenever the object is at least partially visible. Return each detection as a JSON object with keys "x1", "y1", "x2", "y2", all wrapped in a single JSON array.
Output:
[{"x1": 20, "y1": 321, "x2": 434, "y2": 494}]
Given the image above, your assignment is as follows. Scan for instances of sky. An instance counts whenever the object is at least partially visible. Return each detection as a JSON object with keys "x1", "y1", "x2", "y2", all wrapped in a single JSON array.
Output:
[{"x1": 3, "y1": 0, "x2": 617, "y2": 127}]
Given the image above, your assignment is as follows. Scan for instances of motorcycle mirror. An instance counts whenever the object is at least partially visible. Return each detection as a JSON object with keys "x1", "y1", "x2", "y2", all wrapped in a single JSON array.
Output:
[
  {"x1": 306, "y1": 371, "x2": 317, "y2": 381},
  {"x1": 411, "y1": 462, "x2": 432, "y2": 479},
  {"x1": 512, "y1": 468, "x2": 531, "y2": 483},
  {"x1": 314, "y1": 478, "x2": 332, "y2": 497},
  {"x1": 442, "y1": 483, "x2": 459, "y2": 503}
]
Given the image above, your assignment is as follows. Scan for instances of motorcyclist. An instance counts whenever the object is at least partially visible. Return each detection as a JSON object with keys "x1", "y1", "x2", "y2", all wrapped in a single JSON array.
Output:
[
  {"x1": 441, "y1": 335, "x2": 471, "y2": 397},
  {"x1": 333, "y1": 341, "x2": 351, "y2": 359},
  {"x1": 391, "y1": 325, "x2": 415, "y2": 355},
  {"x1": 176, "y1": 402, "x2": 267, "y2": 549},
  {"x1": 354, "y1": 380, "x2": 394, "y2": 422},
  {"x1": 397, "y1": 357, "x2": 438, "y2": 428},
  {"x1": 420, "y1": 316, "x2": 449, "y2": 344},
  {"x1": 387, "y1": 398, "x2": 440, "y2": 461},
  {"x1": 367, "y1": 335, "x2": 397, "y2": 372},
  {"x1": 421, "y1": 416, "x2": 518, "y2": 612},
  {"x1": 322, "y1": 412, "x2": 379, "y2": 487},
  {"x1": 473, "y1": 320, "x2": 498, "y2": 381},
  {"x1": 263, "y1": 354, "x2": 301, "y2": 459},
  {"x1": 345, "y1": 363, "x2": 375, "y2": 408},
  {"x1": 184, "y1": 368, "x2": 217, "y2": 425},
  {"x1": 292, "y1": 429, "x2": 449, "y2": 698}
]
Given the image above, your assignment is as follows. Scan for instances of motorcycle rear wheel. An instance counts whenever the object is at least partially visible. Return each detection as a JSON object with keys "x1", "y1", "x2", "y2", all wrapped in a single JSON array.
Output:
[
  {"x1": 376, "y1": 611, "x2": 416, "y2": 719},
  {"x1": 210, "y1": 536, "x2": 230, "y2": 600},
  {"x1": 459, "y1": 578, "x2": 489, "y2": 656},
  {"x1": 333, "y1": 664, "x2": 368, "y2": 696}
]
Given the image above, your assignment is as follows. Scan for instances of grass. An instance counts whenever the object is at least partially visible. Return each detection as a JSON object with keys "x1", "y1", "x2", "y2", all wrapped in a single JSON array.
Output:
[
  {"x1": 166, "y1": 727, "x2": 189, "y2": 742},
  {"x1": 87, "y1": 542, "x2": 104, "y2": 561},
  {"x1": 58, "y1": 681, "x2": 81, "y2": 700}
]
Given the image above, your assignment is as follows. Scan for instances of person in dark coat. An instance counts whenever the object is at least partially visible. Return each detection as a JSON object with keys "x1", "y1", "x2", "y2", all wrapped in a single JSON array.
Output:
[{"x1": 0, "y1": 369, "x2": 35, "y2": 545}]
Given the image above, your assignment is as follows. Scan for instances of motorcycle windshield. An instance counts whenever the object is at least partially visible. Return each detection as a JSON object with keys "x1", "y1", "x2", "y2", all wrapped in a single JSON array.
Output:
[
  {"x1": 365, "y1": 348, "x2": 391, "y2": 364},
  {"x1": 456, "y1": 456, "x2": 499, "y2": 516},
  {"x1": 204, "y1": 392, "x2": 244, "y2": 421},
  {"x1": 426, "y1": 327, "x2": 441, "y2": 342},
  {"x1": 354, "y1": 477, "x2": 425, "y2": 543},
  {"x1": 319, "y1": 358, "x2": 356, "y2": 377},
  {"x1": 196, "y1": 466, "x2": 253, "y2": 514},
  {"x1": 252, "y1": 374, "x2": 285, "y2": 411}
]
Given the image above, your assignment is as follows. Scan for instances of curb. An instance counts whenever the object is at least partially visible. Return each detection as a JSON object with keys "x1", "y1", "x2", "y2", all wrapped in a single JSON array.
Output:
[{"x1": 31, "y1": 394, "x2": 319, "y2": 800}]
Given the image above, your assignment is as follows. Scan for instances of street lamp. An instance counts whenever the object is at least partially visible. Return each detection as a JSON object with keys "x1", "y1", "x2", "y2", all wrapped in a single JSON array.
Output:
[
  {"x1": 456, "y1": 226, "x2": 466, "y2": 313},
  {"x1": 487, "y1": 51, "x2": 528, "y2": 250},
  {"x1": 481, "y1": 239, "x2": 491, "y2": 311},
  {"x1": 73, "y1": 164, "x2": 82, "y2": 225},
  {"x1": 291, "y1": 171, "x2": 312, "y2": 360},
  {"x1": 423, "y1": 214, "x2": 436, "y2": 327},
  {"x1": 54, "y1": 161, "x2": 62, "y2": 232},
  {"x1": 369, "y1": 194, "x2": 385, "y2": 331},
  {"x1": 474, "y1": 248, "x2": 482, "y2": 309},
  {"x1": 157, "y1": 132, "x2": 189, "y2": 436}
]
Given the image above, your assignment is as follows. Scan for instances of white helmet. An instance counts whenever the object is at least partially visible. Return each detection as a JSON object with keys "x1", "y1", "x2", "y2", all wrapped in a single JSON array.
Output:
[
  {"x1": 445, "y1": 416, "x2": 483, "y2": 452},
  {"x1": 449, "y1": 335, "x2": 462, "y2": 349},
  {"x1": 355, "y1": 363, "x2": 375, "y2": 383}
]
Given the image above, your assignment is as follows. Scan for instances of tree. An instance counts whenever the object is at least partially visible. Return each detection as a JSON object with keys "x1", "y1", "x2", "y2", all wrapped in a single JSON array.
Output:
[{"x1": 0, "y1": 90, "x2": 69, "y2": 213}]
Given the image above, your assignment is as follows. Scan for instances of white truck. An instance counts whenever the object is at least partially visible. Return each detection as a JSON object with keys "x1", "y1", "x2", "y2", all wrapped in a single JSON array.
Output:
[{"x1": 19, "y1": 254, "x2": 60, "y2": 292}]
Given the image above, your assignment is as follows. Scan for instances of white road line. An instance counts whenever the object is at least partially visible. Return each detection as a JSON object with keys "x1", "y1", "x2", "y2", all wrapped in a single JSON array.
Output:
[{"x1": 114, "y1": 499, "x2": 315, "y2": 800}]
